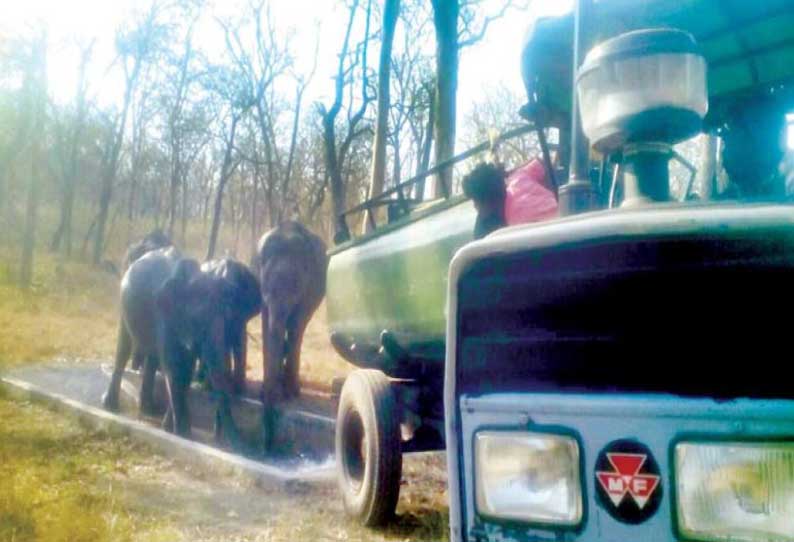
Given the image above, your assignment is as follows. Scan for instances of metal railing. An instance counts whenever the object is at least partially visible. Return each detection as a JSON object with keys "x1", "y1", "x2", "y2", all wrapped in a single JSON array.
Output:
[{"x1": 337, "y1": 123, "x2": 549, "y2": 238}]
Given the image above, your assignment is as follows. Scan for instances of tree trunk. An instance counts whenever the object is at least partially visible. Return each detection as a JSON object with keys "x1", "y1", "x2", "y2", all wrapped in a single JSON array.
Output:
[
  {"x1": 415, "y1": 89, "x2": 435, "y2": 199},
  {"x1": 206, "y1": 116, "x2": 239, "y2": 261},
  {"x1": 430, "y1": 0, "x2": 458, "y2": 198},
  {"x1": 322, "y1": 116, "x2": 347, "y2": 236},
  {"x1": 181, "y1": 174, "x2": 188, "y2": 245},
  {"x1": 363, "y1": 0, "x2": 400, "y2": 233},
  {"x1": 3, "y1": 167, "x2": 14, "y2": 244},
  {"x1": 20, "y1": 137, "x2": 41, "y2": 289},
  {"x1": 93, "y1": 168, "x2": 114, "y2": 265},
  {"x1": 207, "y1": 174, "x2": 228, "y2": 261},
  {"x1": 392, "y1": 135, "x2": 401, "y2": 189},
  {"x1": 20, "y1": 42, "x2": 46, "y2": 289},
  {"x1": 283, "y1": 85, "x2": 304, "y2": 206},
  {"x1": 320, "y1": 0, "x2": 363, "y2": 240},
  {"x1": 54, "y1": 45, "x2": 90, "y2": 259},
  {"x1": 93, "y1": 89, "x2": 133, "y2": 265},
  {"x1": 168, "y1": 152, "x2": 180, "y2": 238},
  {"x1": 232, "y1": 190, "x2": 241, "y2": 258},
  {"x1": 51, "y1": 177, "x2": 75, "y2": 257},
  {"x1": 63, "y1": 180, "x2": 74, "y2": 258},
  {"x1": 127, "y1": 172, "x2": 138, "y2": 240},
  {"x1": 250, "y1": 163, "x2": 261, "y2": 259}
]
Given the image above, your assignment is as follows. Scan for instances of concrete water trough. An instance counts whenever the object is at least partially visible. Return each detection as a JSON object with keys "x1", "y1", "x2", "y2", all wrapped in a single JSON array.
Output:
[{"x1": 0, "y1": 361, "x2": 337, "y2": 486}]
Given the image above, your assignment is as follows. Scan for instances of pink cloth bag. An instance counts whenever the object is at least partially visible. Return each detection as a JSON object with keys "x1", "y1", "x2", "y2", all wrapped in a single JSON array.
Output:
[{"x1": 504, "y1": 159, "x2": 558, "y2": 225}]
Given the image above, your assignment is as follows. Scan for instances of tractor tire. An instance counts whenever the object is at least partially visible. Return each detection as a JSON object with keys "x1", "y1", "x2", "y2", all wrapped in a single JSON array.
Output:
[{"x1": 335, "y1": 369, "x2": 402, "y2": 526}]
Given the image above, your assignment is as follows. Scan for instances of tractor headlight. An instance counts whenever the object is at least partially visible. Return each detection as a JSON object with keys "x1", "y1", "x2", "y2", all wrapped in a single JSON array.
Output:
[
  {"x1": 676, "y1": 442, "x2": 794, "y2": 541},
  {"x1": 475, "y1": 431, "x2": 582, "y2": 525}
]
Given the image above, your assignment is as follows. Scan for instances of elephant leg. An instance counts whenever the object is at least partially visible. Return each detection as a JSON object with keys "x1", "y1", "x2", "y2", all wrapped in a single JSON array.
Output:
[
  {"x1": 232, "y1": 322, "x2": 247, "y2": 394},
  {"x1": 212, "y1": 388, "x2": 246, "y2": 452},
  {"x1": 159, "y1": 333, "x2": 192, "y2": 437},
  {"x1": 262, "y1": 306, "x2": 287, "y2": 404},
  {"x1": 170, "y1": 357, "x2": 193, "y2": 437},
  {"x1": 284, "y1": 309, "x2": 310, "y2": 399},
  {"x1": 139, "y1": 354, "x2": 158, "y2": 416},
  {"x1": 102, "y1": 321, "x2": 133, "y2": 412}
]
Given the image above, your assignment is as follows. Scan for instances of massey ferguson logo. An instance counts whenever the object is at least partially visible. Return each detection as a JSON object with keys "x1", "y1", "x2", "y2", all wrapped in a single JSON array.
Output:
[
  {"x1": 596, "y1": 453, "x2": 660, "y2": 509},
  {"x1": 594, "y1": 440, "x2": 663, "y2": 524}
]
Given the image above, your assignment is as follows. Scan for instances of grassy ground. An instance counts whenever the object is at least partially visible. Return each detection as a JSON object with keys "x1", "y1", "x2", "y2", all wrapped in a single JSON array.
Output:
[
  {"x1": 0, "y1": 387, "x2": 448, "y2": 542},
  {"x1": 0, "y1": 387, "x2": 183, "y2": 542},
  {"x1": 0, "y1": 251, "x2": 449, "y2": 541}
]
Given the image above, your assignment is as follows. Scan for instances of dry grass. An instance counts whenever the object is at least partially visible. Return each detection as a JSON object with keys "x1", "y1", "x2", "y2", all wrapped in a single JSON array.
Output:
[
  {"x1": 0, "y1": 388, "x2": 181, "y2": 542},
  {"x1": 0, "y1": 252, "x2": 119, "y2": 368},
  {"x1": 0, "y1": 387, "x2": 449, "y2": 542}
]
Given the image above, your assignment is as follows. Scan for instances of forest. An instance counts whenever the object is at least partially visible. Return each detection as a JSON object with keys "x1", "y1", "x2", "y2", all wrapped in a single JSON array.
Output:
[{"x1": 0, "y1": 0, "x2": 536, "y2": 283}]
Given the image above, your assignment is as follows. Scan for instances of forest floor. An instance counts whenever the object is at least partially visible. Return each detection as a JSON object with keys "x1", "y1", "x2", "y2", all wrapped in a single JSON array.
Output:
[{"x1": 0, "y1": 253, "x2": 449, "y2": 541}]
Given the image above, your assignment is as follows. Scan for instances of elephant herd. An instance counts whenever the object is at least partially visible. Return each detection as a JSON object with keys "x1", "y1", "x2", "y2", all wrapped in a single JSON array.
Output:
[{"x1": 101, "y1": 221, "x2": 328, "y2": 452}]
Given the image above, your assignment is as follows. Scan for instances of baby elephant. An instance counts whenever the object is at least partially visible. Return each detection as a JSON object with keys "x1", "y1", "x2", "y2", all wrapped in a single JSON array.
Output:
[
  {"x1": 200, "y1": 259, "x2": 261, "y2": 394},
  {"x1": 102, "y1": 247, "x2": 244, "y2": 448},
  {"x1": 254, "y1": 221, "x2": 328, "y2": 402}
]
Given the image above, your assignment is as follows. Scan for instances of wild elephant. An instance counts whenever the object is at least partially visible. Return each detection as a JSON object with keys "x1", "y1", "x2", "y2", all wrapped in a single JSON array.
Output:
[
  {"x1": 200, "y1": 258, "x2": 261, "y2": 393},
  {"x1": 122, "y1": 230, "x2": 173, "y2": 371},
  {"x1": 101, "y1": 247, "x2": 244, "y2": 448},
  {"x1": 122, "y1": 229, "x2": 172, "y2": 271},
  {"x1": 253, "y1": 221, "x2": 328, "y2": 402}
]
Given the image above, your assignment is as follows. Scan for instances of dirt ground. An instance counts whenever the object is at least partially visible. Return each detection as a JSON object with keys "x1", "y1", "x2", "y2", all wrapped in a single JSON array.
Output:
[{"x1": 0, "y1": 254, "x2": 450, "y2": 541}]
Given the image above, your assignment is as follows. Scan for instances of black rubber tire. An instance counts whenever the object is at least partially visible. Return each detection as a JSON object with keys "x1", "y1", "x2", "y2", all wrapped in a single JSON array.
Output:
[{"x1": 335, "y1": 369, "x2": 402, "y2": 526}]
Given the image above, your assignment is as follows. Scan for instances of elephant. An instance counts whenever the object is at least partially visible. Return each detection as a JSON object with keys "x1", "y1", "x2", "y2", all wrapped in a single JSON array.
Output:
[
  {"x1": 122, "y1": 230, "x2": 173, "y2": 371},
  {"x1": 199, "y1": 258, "x2": 261, "y2": 394},
  {"x1": 122, "y1": 229, "x2": 172, "y2": 271},
  {"x1": 101, "y1": 247, "x2": 244, "y2": 448},
  {"x1": 253, "y1": 221, "x2": 328, "y2": 402}
]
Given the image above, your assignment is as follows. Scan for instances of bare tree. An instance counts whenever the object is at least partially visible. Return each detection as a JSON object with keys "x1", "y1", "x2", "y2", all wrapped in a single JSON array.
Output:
[
  {"x1": 463, "y1": 83, "x2": 540, "y2": 167},
  {"x1": 51, "y1": 40, "x2": 94, "y2": 258},
  {"x1": 18, "y1": 32, "x2": 48, "y2": 288},
  {"x1": 203, "y1": 53, "x2": 255, "y2": 260},
  {"x1": 93, "y1": 3, "x2": 164, "y2": 265},
  {"x1": 206, "y1": 110, "x2": 244, "y2": 260},
  {"x1": 282, "y1": 36, "x2": 319, "y2": 220},
  {"x1": 429, "y1": 0, "x2": 458, "y2": 198},
  {"x1": 363, "y1": 0, "x2": 400, "y2": 232},
  {"x1": 217, "y1": 2, "x2": 297, "y2": 229},
  {"x1": 0, "y1": 65, "x2": 25, "y2": 245},
  {"x1": 429, "y1": 0, "x2": 525, "y2": 197},
  {"x1": 165, "y1": 18, "x2": 199, "y2": 239},
  {"x1": 388, "y1": 2, "x2": 434, "y2": 196},
  {"x1": 319, "y1": 0, "x2": 374, "y2": 238}
]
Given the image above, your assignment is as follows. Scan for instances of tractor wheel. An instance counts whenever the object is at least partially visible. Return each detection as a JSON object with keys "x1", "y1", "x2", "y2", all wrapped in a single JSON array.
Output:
[{"x1": 335, "y1": 369, "x2": 402, "y2": 526}]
